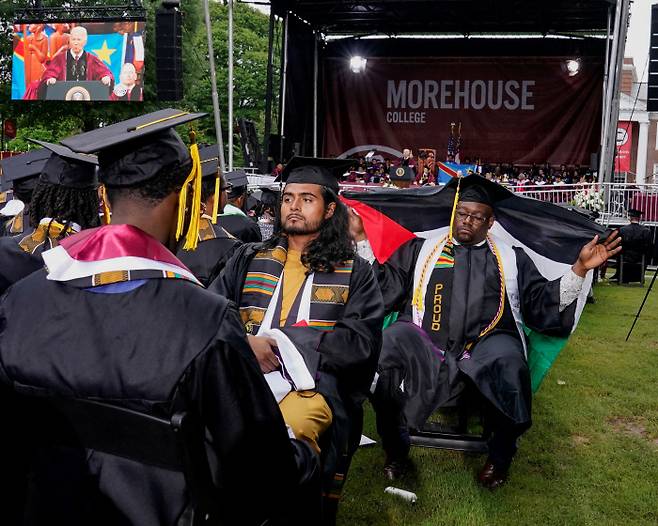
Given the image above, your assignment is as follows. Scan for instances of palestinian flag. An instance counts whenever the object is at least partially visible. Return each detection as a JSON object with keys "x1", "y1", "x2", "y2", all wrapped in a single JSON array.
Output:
[{"x1": 342, "y1": 176, "x2": 607, "y2": 391}]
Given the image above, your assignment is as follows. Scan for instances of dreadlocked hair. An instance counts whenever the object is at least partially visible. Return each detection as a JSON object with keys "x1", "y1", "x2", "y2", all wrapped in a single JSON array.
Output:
[
  {"x1": 30, "y1": 181, "x2": 101, "y2": 230},
  {"x1": 106, "y1": 160, "x2": 192, "y2": 208},
  {"x1": 263, "y1": 186, "x2": 355, "y2": 273}
]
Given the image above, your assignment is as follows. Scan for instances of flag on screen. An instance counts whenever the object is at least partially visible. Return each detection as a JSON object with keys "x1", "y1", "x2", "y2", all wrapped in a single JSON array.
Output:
[
  {"x1": 12, "y1": 33, "x2": 25, "y2": 100},
  {"x1": 86, "y1": 32, "x2": 126, "y2": 84}
]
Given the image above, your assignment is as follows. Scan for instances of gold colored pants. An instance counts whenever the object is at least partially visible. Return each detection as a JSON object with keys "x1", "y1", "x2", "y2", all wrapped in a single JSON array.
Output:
[{"x1": 279, "y1": 391, "x2": 333, "y2": 453}]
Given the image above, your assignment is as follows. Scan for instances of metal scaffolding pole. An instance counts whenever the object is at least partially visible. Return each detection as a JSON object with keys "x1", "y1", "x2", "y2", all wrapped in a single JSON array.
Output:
[
  {"x1": 599, "y1": 5, "x2": 612, "y2": 180},
  {"x1": 279, "y1": 12, "x2": 289, "y2": 163},
  {"x1": 313, "y1": 31, "x2": 319, "y2": 157},
  {"x1": 600, "y1": 0, "x2": 631, "y2": 184},
  {"x1": 228, "y1": 0, "x2": 234, "y2": 171},
  {"x1": 203, "y1": 0, "x2": 226, "y2": 172},
  {"x1": 262, "y1": 10, "x2": 276, "y2": 172}
]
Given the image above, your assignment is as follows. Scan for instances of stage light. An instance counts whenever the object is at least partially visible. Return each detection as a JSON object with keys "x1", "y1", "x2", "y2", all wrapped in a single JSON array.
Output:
[
  {"x1": 566, "y1": 59, "x2": 581, "y2": 76},
  {"x1": 349, "y1": 55, "x2": 367, "y2": 74}
]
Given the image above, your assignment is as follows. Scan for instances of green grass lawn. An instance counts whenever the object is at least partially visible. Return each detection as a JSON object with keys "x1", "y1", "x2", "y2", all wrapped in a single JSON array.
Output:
[{"x1": 338, "y1": 281, "x2": 658, "y2": 526}]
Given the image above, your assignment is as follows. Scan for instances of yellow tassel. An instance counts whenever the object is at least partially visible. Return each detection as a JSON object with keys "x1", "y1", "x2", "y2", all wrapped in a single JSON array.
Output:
[
  {"x1": 211, "y1": 171, "x2": 220, "y2": 224},
  {"x1": 411, "y1": 175, "x2": 462, "y2": 311},
  {"x1": 448, "y1": 175, "x2": 462, "y2": 241},
  {"x1": 176, "y1": 131, "x2": 203, "y2": 251},
  {"x1": 100, "y1": 185, "x2": 111, "y2": 225}
]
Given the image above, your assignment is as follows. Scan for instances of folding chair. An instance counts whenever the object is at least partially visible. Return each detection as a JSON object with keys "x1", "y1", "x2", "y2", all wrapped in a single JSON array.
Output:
[
  {"x1": 409, "y1": 388, "x2": 491, "y2": 454},
  {"x1": 618, "y1": 254, "x2": 646, "y2": 286},
  {"x1": 16, "y1": 395, "x2": 219, "y2": 526}
]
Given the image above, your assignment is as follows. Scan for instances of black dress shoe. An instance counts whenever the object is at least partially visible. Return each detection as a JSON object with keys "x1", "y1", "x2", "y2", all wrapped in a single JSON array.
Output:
[
  {"x1": 477, "y1": 461, "x2": 508, "y2": 490},
  {"x1": 383, "y1": 457, "x2": 409, "y2": 481}
]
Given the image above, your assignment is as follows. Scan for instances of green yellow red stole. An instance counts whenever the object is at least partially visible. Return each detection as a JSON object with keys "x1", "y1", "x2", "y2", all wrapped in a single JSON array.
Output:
[{"x1": 239, "y1": 238, "x2": 353, "y2": 335}]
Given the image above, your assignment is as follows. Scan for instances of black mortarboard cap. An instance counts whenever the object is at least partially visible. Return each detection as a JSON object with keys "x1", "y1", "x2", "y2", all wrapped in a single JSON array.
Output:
[
  {"x1": 280, "y1": 156, "x2": 353, "y2": 194},
  {"x1": 628, "y1": 208, "x2": 642, "y2": 218},
  {"x1": 28, "y1": 139, "x2": 98, "y2": 189},
  {"x1": 447, "y1": 175, "x2": 510, "y2": 208},
  {"x1": 59, "y1": 109, "x2": 207, "y2": 187},
  {"x1": 260, "y1": 188, "x2": 279, "y2": 206},
  {"x1": 0, "y1": 148, "x2": 51, "y2": 192},
  {"x1": 225, "y1": 169, "x2": 248, "y2": 189},
  {"x1": 198, "y1": 144, "x2": 222, "y2": 179}
]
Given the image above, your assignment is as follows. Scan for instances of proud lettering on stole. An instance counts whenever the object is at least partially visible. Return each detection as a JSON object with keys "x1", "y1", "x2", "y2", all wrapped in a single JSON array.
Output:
[{"x1": 431, "y1": 283, "x2": 443, "y2": 331}]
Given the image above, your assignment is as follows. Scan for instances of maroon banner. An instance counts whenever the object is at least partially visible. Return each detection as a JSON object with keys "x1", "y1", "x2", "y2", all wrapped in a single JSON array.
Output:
[
  {"x1": 614, "y1": 121, "x2": 633, "y2": 173},
  {"x1": 323, "y1": 57, "x2": 602, "y2": 165}
]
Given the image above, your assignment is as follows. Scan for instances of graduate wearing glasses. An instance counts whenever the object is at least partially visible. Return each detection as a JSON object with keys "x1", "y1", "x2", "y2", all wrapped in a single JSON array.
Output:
[{"x1": 352, "y1": 176, "x2": 621, "y2": 488}]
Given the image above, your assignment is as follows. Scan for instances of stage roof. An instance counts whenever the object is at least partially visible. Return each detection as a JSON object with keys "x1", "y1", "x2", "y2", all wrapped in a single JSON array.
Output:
[{"x1": 270, "y1": 0, "x2": 614, "y2": 36}]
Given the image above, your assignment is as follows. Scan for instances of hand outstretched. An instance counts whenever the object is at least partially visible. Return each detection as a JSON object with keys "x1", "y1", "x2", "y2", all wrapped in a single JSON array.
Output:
[{"x1": 573, "y1": 230, "x2": 622, "y2": 277}]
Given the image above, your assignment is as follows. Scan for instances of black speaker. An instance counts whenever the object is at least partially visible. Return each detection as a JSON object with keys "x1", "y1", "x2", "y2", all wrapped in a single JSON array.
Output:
[
  {"x1": 156, "y1": 3, "x2": 183, "y2": 101},
  {"x1": 648, "y1": 5, "x2": 658, "y2": 111},
  {"x1": 238, "y1": 118, "x2": 262, "y2": 168},
  {"x1": 268, "y1": 134, "x2": 282, "y2": 162}
]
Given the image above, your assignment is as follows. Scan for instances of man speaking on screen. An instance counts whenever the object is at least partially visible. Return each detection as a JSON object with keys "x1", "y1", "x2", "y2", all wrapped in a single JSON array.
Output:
[{"x1": 23, "y1": 25, "x2": 113, "y2": 100}]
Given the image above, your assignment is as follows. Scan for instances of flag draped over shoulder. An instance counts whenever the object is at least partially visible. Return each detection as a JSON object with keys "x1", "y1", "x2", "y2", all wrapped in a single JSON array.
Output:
[{"x1": 342, "y1": 182, "x2": 607, "y2": 390}]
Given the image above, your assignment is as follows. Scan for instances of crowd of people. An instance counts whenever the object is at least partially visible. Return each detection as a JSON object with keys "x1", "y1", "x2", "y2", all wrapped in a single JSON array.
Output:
[
  {"x1": 327, "y1": 148, "x2": 597, "y2": 189},
  {"x1": 0, "y1": 112, "x2": 622, "y2": 526}
]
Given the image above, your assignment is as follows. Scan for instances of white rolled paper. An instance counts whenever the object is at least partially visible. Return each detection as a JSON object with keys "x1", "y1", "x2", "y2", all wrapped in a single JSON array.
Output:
[{"x1": 384, "y1": 486, "x2": 417, "y2": 504}]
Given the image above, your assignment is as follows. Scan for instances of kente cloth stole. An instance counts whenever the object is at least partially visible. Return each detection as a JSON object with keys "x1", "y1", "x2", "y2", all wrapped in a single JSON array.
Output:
[
  {"x1": 197, "y1": 215, "x2": 236, "y2": 243},
  {"x1": 18, "y1": 220, "x2": 76, "y2": 254},
  {"x1": 239, "y1": 240, "x2": 354, "y2": 335},
  {"x1": 64, "y1": 268, "x2": 197, "y2": 289},
  {"x1": 42, "y1": 224, "x2": 201, "y2": 289},
  {"x1": 416, "y1": 236, "x2": 506, "y2": 355},
  {"x1": 9, "y1": 213, "x2": 24, "y2": 235}
]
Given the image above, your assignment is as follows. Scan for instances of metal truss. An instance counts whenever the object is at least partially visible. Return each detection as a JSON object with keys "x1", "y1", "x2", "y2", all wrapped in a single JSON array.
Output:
[{"x1": 15, "y1": 2, "x2": 146, "y2": 23}]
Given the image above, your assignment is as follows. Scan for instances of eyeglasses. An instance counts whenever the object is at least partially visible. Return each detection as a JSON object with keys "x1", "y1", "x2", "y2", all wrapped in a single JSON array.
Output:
[{"x1": 455, "y1": 210, "x2": 489, "y2": 225}]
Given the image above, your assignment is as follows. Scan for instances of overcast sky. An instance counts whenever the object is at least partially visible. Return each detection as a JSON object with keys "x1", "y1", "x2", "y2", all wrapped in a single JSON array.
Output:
[{"x1": 626, "y1": 0, "x2": 652, "y2": 82}]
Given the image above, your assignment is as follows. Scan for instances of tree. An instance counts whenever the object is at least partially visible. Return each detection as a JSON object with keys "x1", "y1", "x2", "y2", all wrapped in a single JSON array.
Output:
[{"x1": 0, "y1": 0, "x2": 278, "y2": 168}]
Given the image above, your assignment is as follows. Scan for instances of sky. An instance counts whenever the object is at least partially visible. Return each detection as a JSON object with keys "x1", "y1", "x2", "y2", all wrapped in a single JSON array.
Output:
[{"x1": 626, "y1": 0, "x2": 652, "y2": 83}]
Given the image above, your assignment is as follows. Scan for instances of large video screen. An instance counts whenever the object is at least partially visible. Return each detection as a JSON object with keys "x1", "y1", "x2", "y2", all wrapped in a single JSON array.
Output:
[{"x1": 12, "y1": 21, "x2": 146, "y2": 102}]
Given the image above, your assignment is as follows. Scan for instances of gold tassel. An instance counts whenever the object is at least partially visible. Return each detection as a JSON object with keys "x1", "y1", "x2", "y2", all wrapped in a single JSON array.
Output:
[
  {"x1": 411, "y1": 176, "x2": 462, "y2": 312},
  {"x1": 211, "y1": 170, "x2": 220, "y2": 224},
  {"x1": 100, "y1": 184, "x2": 111, "y2": 225},
  {"x1": 176, "y1": 130, "x2": 202, "y2": 251},
  {"x1": 448, "y1": 175, "x2": 462, "y2": 241}
]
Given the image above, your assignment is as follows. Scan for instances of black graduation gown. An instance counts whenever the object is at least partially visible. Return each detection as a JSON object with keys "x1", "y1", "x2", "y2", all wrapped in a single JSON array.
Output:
[
  {"x1": 616, "y1": 223, "x2": 652, "y2": 282},
  {"x1": 375, "y1": 237, "x2": 578, "y2": 427},
  {"x1": 219, "y1": 214, "x2": 263, "y2": 243},
  {"x1": 0, "y1": 234, "x2": 47, "y2": 295},
  {"x1": 0, "y1": 272, "x2": 309, "y2": 526},
  {"x1": 176, "y1": 224, "x2": 242, "y2": 286},
  {"x1": 210, "y1": 242, "x2": 384, "y2": 496}
]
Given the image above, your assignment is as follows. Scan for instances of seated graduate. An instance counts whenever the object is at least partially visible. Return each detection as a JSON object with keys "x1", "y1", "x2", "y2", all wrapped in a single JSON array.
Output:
[
  {"x1": 0, "y1": 140, "x2": 99, "y2": 294},
  {"x1": 219, "y1": 169, "x2": 262, "y2": 243},
  {"x1": 351, "y1": 176, "x2": 621, "y2": 488},
  {"x1": 0, "y1": 109, "x2": 319, "y2": 526},
  {"x1": 176, "y1": 144, "x2": 241, "y2": 286},
  {"x1": 211, "y1": 156, "x2": 384, "y2": 517},
  {"x1": 0, "y1": 148, "x2": 50, "y2": 237}
]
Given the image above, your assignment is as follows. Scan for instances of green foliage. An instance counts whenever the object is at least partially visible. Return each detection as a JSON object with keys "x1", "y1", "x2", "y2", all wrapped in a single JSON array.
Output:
[
  {"x1": 341, "y1": 282, "x2": 658, "y2": 525},
  {"x1": 0, "y1": 0, "x2": 276, "y2": 166}
]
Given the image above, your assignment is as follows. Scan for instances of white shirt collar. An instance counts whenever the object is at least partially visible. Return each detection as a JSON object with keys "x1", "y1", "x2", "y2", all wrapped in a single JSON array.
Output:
[{"x1": 452, "y1": 237, "x2": 487, "y2": 247}]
